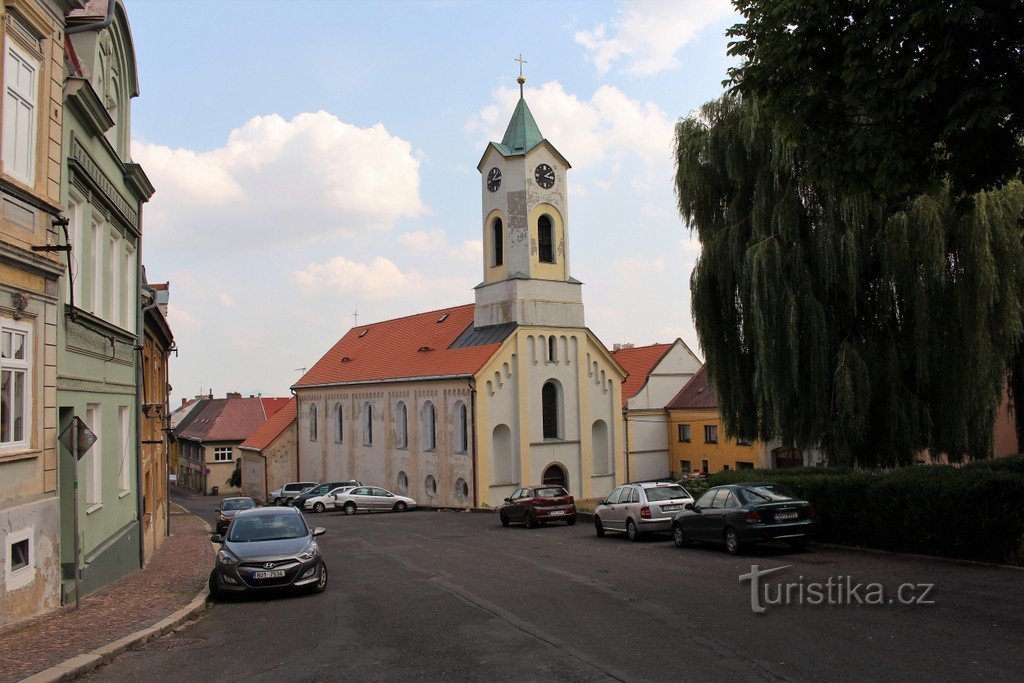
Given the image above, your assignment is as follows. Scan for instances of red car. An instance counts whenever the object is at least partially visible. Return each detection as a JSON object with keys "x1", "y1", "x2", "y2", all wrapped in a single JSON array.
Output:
[{"x1": 498, "y1": 485, "x2": 576, "y2": 528}]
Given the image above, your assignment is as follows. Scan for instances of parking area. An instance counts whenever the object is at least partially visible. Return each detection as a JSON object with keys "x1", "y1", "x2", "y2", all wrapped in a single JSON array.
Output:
[{"x1": 92, "y1": 506, "x2": 1024, "y2": 681}]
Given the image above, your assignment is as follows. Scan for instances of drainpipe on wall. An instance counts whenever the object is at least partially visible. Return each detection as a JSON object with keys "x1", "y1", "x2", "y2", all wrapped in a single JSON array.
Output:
[
  {"x1": 66, "y1": 0, "x2": 115, "y2": 34},
  {"x1": 291, "y1": 387, "x2": 300, "y2": 479},
  {"x1": 134, "y1": 276, "x2": 156, "y2": 568},
  {"x1": 468, "y1": 378, "x2": 478, "y2": 508},
  {"x1": 622, "y1": 405, "x2": 630, "y2": 483}
]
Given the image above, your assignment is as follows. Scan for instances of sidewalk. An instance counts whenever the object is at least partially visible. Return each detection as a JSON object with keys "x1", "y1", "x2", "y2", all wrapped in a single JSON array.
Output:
[{"x1": 0, "y1": 505, "x2": 214, "y2": 682}]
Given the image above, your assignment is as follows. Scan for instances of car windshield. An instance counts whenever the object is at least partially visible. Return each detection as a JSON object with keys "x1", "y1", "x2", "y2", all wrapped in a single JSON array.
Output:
[
  {"x1": 227, "y1": 513, "x2": 308, "y2": 542},
  {"x1": 645, "y1": 485, "x2": 690, "y2": 502},
  {"x1": 534, "y1": 487, "x2": 567, "y2": 498},
  {"x1": 742, "y1": 485, "x2": 797, "y2": 503},
  {"x1": 222, "y1": 499, "x2": 255, "y2": 511}
]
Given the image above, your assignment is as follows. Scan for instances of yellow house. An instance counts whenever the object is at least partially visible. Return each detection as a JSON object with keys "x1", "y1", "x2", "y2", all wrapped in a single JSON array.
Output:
[{"x1": 665, "y1": 366, "x2": 762, "y2": 476}]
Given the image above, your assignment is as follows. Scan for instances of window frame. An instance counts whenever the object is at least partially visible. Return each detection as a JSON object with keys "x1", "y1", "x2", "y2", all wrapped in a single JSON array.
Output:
[
  {"x1": 1, "y1": 318, "x2": 31, "y2": 451},
  {"x1": 395, "y1": 400, "x2": 408, "y2": 449},
  {"x1": 537, "y1": 214, "x2": 554, "y2": 263},
  {"x1": 422, "y1": 401, "x2": 436, "y2": 451},
  {"x1": 362, "y1": 402, "x2": 373, "y2": 446},
  {"x1": 703, "y1": 424, "x2": 718, "y2": 444},
  {"x1": 85, "y1": 404, "x2": 102, "y2": 507},
  {"x1": 541, "y1": 380, "x2": 561, "y2": 440},
  {"x1": 491, "y1": 217, "x2": 503, "y2": 267},
  {"x1": 333, "y1": 402, "x2": 343, "y2": 443},
  {"x1": 2, "y1": 38, "x2": 40, "y2": 186},
  {"x1": 454, "y1": 401, "x2": 468, "y2": 453},
  {"x1": 213, "y1": 446, "x2": 233, "y2": 463},
  {"x1": 309, "y1": 404, "x2": 318, "y2": 442}
]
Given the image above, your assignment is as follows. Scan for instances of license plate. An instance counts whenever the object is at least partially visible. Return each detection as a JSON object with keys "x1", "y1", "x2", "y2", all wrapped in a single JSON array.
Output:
[
  {"x1": 775, "y1": 511, "x2": 798, "y2": 521},
  {"x1": 549, "y1": 510, "x2": 565, "y2": 516},
  {"x1": 253, "y1": 570, "x2": 286, "y2": 579},
  {"x1": 663, "y1": 504, "x2": 682, "y2": 511}
]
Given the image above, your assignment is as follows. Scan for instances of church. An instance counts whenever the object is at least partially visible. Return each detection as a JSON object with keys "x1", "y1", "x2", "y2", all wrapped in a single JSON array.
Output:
[{"x1": 292, "y1": 76, "x2": 627, "y2": 508}]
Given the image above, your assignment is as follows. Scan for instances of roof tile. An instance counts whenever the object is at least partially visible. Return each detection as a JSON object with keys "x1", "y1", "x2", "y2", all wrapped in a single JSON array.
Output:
[
  {"x1": 666, "y1": 365, "x2": 717, "y2": 410},
  {"x1": 241, "y1": 398, "x2": 297, "y2": 452},
  {"x1": 612, "y1": 343, "x2": 673, "y2": 407}
]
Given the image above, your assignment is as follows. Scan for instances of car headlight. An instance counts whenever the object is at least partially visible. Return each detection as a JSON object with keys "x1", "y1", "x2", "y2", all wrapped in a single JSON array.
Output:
[
  {"x1": 298, "y1": 542, "x2": 319, "y2": 560},
  {"x1": 217, "y1": 549, "x2": 238, "y2": 566}
]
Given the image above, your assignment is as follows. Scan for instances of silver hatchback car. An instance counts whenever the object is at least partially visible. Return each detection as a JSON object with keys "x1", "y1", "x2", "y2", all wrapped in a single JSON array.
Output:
[{"x1": 594, "y1": 482, "x2": 694, "y2": 541}]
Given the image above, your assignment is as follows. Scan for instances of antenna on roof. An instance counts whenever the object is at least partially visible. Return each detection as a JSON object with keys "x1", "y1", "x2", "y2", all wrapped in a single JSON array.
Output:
[
  {"x1": 352, "y1": 305, "x2": 359, "y2": 327},
  {"x1": 294, "y1": 368, "x2": 306, "y2": 374}
]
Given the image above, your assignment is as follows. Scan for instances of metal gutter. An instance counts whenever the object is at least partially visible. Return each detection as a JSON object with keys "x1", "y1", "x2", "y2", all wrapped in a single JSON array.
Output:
[{"x1": 292, "y1": 373, "x2": 474, "y2": 391}]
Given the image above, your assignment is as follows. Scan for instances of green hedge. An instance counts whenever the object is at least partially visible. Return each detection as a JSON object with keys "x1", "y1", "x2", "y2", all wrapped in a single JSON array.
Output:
[{"x1": 695, "y1": 459, "x2": 1024, "y2": 565}]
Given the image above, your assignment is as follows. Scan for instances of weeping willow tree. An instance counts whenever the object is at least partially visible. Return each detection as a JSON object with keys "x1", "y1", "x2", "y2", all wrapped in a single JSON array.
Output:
[{"x1": 676, "y1": 94, "x2": 1024, "y2": 466}]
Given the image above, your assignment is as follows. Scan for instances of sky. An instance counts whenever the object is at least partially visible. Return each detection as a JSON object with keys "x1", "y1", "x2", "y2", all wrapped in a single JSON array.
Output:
[{"x1": 125, "y1": 0, "x2": 741, "y2": 404}]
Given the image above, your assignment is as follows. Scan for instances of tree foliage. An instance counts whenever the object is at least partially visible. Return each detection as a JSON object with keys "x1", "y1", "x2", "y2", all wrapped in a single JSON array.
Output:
[
  {"x1": 675, "y1": 94, "x2": 1024, "y2": 466},
  {"x1": 725, "y1": 0, "x2": 1024, "y2": 198}
]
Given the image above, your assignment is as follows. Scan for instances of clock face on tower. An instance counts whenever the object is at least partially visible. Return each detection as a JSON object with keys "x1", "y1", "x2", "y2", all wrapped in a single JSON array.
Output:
[
  {"x1": 534, "y1": 164, "x2": 555, "y2": 189},
  {"x1": 486, "y1": 167, "x2": 502, "y2": 192}
]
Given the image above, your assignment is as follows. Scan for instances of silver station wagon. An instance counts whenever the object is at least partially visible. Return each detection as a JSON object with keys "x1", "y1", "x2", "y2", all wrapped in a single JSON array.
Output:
[{"x1": 594, "y1": 482, "x2": 694, "y2": 541}]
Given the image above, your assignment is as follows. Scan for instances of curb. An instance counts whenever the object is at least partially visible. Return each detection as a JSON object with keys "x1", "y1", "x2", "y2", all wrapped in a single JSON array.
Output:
[{"x1": 20, "y1": 509, "x2": 218, "y2": 682}]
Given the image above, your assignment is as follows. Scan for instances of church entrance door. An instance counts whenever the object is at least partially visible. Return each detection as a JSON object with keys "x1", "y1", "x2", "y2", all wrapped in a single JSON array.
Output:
[{"x1": 542, "y1": 464, "x2": 567, "y2": 489}]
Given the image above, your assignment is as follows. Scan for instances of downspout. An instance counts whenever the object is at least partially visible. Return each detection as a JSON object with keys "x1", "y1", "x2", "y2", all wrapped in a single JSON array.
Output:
[
  {"x1": 622, "y1": 404, "x2": 630, "y2": 483},
  {"x1": 468, "y1": 378, "x2": 478, "y2": 508},
  {"x1": 66, "y1": 0, "x2": 116, "y2": 34},
  {"x1": 290, "y1": 387, "x2": 299, "y2": 478},
  {"x1": 134, "y1": 276, "x2": 155, "y2": 568}
]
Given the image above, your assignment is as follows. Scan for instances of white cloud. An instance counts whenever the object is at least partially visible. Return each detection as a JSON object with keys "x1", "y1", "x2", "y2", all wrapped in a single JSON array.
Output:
[
  {"x1": 613, "y1": 256, "x2": 666, "y2": 278},
  {"x1": 218, "y1": 293, "x2": 236, "y2": 308},
  {"x1": 575, "y1": 0, "x2": 736, "y2": 75},
  {"x1": 133, "y1": 111, "x2": 426, "y2": 253},
  {"x1": 398, "y1": 229, "x2": 481, "y2": 264},
  {"x1": 167, "y1": 303, "x2": 199, "y2": 329},
  {"x1": 294, "y1": 256, "x2": 412, "y2": 301},
  {"x1": 470, "y1": 82, "x2": 674, "y2": 182}
]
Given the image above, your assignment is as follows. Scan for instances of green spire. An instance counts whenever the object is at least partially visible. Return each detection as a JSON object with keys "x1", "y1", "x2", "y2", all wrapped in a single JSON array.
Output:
[{"x1": 500, "y1": 96, "x2": 543, "y2": 153}]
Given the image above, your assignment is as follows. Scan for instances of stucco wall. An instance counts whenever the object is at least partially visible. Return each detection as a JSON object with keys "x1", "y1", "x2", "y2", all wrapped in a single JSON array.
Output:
[
  {"x1": 241, "y1": 421, "x2": 297, "y2": 503},
  {"x1": 0, "y1": 498, "x2": 60, "y2": 627}
]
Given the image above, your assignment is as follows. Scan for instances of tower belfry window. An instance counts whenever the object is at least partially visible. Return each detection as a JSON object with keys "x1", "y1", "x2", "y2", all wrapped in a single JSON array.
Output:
[
  {"x1": 492, "y1": 218, "x2": 503, "y2": 267},
  {"x1": 538, "y1": 215, "x2": 554, "y2": 263}
]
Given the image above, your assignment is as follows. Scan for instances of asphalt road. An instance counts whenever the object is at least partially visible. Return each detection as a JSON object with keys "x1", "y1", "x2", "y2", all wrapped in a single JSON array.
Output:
[{"x1": 91, "y1": 498, "x2": 1024, "y2": 682}]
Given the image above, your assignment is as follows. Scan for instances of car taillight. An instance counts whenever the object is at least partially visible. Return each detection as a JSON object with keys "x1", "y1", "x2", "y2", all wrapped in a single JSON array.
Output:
[
  {"x1": 745, "y1": 511, "x2": 761, "y2": 523},
  {"x1": 641, "y1": 506, "x2": 651, "y2": 519},
  {"x1": 807, "y1": 505, "x2": 817, "y2": 518},
  {"x1": 567, "y1": 496, "x2": 574, "y2": 505}
]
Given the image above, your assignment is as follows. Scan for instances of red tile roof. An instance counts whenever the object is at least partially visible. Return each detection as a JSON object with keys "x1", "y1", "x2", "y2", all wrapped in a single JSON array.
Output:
[
  {"x1": 241, "y1": 398, "x2": 297, "y2": 452},
  {"x1": 262, "y1": 397, "x2": 290, "y2": 418},
  {"x1": 666, "y1": 365, "x2": 718, "y2": 410},
  {"x1": 294, "y1": 304, "x2": 504, "y2": 387},
  {"x1": 178, "y1": 396, "x2": 290, "y2": 443},
  {"x1": 611, "y1": 343, "x2": 673, "y2": 407}
]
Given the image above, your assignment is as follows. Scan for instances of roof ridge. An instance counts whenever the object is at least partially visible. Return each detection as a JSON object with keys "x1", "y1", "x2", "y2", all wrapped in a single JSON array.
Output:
[{"x1": 352, "y1": 302, "x2": 473, "y2": 330}]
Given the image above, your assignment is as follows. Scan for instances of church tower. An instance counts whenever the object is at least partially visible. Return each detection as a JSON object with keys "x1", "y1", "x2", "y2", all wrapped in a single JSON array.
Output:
[{"x1": 474, "y1": 71, "x2": 584, "y2": 329}]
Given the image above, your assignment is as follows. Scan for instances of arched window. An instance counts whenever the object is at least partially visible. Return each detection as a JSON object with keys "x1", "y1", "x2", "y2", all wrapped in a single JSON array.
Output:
[
  {"x1": 454, "y1": 401, "x2": 468, "y2": 453},
  {"x1": 422, "y1": 401, "x2": 436, "y2": 450},
  {"x1": 395, "y1": 401, "x2": 408, "y2": 449},
  {"x1": 334, "y1": 403, "x2": 343, "y2": 443},
  {"x1": 538, "y1": 215, "x2": 554, "y2": 263},
  {"x1": 309, "y1": 405, "x2": 318, "y2": 442},
  {"x1": 547, "y1": 336, "x2": 557, "y2": 362},
  {"x1": 362, "y1": 402, "x2": 373, "y2": 445},
  {"x1": 592, "y1": 420, "x2": 610, "y2": 474},
  {"x1": 492, "y1": 218, "x2": 503, "y2": 267},
  {"x1": 542, "y1": 381, "x2": 561, "y2": 440}
]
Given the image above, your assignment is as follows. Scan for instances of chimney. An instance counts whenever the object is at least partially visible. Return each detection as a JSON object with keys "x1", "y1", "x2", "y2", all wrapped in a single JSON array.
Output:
[
  {"x1": 226, "y1": 391, "x2": 242, "y2": 400},
  {"x1": 181, "y1": 397, "x2": 187, "y2": 407}
]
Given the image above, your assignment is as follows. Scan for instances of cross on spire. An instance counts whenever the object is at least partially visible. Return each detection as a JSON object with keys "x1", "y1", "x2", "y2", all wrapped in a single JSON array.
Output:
[{"x1": 515, "y1": 53, "x2": 527, "y2": 97}]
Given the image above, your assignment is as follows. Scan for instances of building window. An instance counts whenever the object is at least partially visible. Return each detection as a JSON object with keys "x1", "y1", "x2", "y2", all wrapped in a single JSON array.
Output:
[
  {"x1": 492, "y1": 218, "x2": 503, "y2": 267},
  {"x1": 542, "y1": 381, "x2": 561, "y2": 440},
  {"x1": 678, "y1": 424, "x2": 691, "y2": 443},
  {"x1": 424, "y1": 474, "x2": 437, "y2": 497},
  {"x1": 679, "y1": 459, "x2": 691, "y2": 473},
  {"x1": 334, "y1": 403, "x2": 343, "y2": 443},
  {"x1": 1, "y1": 321, "x2": 30, "y2": 448},
  {"x1": 109, "y1": 232, "x2": 120, "y2": 325},
  {"x1": 67, "y1": 198, "x2": 83, "y2": 305},
  {"x1": 91, "y1": 219, "x2": 103, "y2": 315},
  {"x1": 538, "y1": 215, "x2": 554, "y2": 263},
  {"x1": 454, "y1": 401, "x2": 468, "y2": 453},
  {"x1": 122, "y1": 246, "x2": 135, "y2": 332},
  {"x1": 9, "y1": 537, "x2": 28, "y2": 572},
  {"x1": 309, "y1": 404, "x2": 318, "y2": 441},
  {"x1": 396, "y1": 470, "x2": 408, "y2": 493},
  {"x1": 362, "y1": 402, "x2": 373, "y2": 445},
  {"x1": 737, "y1": 437, "x2": 752, "y2": 446},
  {"x1": 704, "y1": 424, "x2": 718, "y2": 444},
  {"x1": 5, "y1": 527, "x2": 33, "y2": 590},
  {"x1": 395, "y1": 401, "x2": 408, "y2": 449},
  {"x1": 547, "y1": 336, "x2": 556, "y2": 362},
  {"x1": 737, "y1": 461, "x2": 755, "y2": 470},
  {"x1": 85, "y1": 404, "x2": 101, "y2": 506},
  {"x1": 118, "y1": 406, "x2": 130, "y2": 493},
  {"x1": 422, "y1": 401, "x2": 436, "y2": 451},
  {"x1": 2, "y1": 40, "x2": 39, "y2": 186},
  {"x1": 214, "y1": 447, "x2": 233, "y2": 462},
  {"x1": 455, "y1": 477, "x2": 469, "y2": 501},
  {"x1": 701, "y1": 459, "x2": 709, "y2": 474}
]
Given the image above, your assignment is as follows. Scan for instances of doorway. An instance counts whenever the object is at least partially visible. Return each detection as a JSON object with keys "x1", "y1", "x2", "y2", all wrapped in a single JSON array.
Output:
[{"x1": 542, "y1": 463, "x2": 567, "y2": 488}]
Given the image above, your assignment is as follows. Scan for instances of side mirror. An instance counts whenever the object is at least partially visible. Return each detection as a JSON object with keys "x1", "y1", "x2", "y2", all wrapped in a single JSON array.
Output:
[
  {"x1": 214, "y1": 508, "x2": 220, "y2": 514},
  {"x1": 210, "y1": 534, "x2": 224, "y2": 544},
  {"x1": 684, "y1": 503, "x2": 695, "y2": 511},
  {"x1": 312, "y1": 527, "x2": 326, "y2": 537},
  {"x1": 504, "y1": 497, "x2": 512, "y2": 503}
]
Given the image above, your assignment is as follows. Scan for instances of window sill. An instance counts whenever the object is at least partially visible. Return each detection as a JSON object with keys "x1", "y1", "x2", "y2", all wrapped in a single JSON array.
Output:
[
  {"x1": 489, "y1": 481, "x2": 519, "y2": 488},
  {"x1": 118, "y1": 489, "x2": 131, "y2": 499},
  {"x1": 86, "y1": 503, "x2": 103, "y2": 515},
  {"x1": 453, "y1": 450, "x2": 468, "y2": 455},
  {"x1": 0, "y1": 448, "x2": 39, "y2": 463},
  {"x1": 591, "y1": 472, "x2": 612, "y2": 478}
]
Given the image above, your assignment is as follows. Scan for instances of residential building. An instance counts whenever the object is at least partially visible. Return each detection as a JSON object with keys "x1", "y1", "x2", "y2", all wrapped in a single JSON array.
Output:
[
  {"x1": 292, "y1": 82, "x2": 626, "y2": 508},
  {"x1": 175, "y1": 394, "x2": 289, "y2": 496},
  {"x1": 139, "y1": 275, "x2": 171, "y2": 560},
  {"x1": 0, "y1": 0, "x2": 80, "y2": 629},
  {"x1": 168, "y1": 395, "x2": 206, "y2": 489},
  {"x1": 613, "y1": 340, "x2": 701, "y2": 481},
  {"x1": 239, "y1": 397, "x2": 296, "y2": 503},
  {"x1": 56, "y1": 0, "x2": 154, "y2": 601}
]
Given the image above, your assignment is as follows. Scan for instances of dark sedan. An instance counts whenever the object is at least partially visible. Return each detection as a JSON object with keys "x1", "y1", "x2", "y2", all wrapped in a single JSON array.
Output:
[
  {"x1": 209, "y1": 507, "x2": 327, "y2": 598},
  {"x1": 671, "y1": 483, "x2": 818, "y2": 555},
  {"x1": 214, "y1": 496, "x2": 256, "y2": 535},
  {"x1": 498, "y1": 485, "x2": 576, "y2": 528}
]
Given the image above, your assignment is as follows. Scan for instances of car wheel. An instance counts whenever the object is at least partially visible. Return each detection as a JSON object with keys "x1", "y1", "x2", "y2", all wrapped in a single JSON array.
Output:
[
  {"x1": 594, "y1": 516, "x2": 605, "y2": 537},
  {"x1": 788, "y1": 538, "x2": 808, "y2": 552},
  {"x1": 626, "y1": 519, "x2": 640, "y2": 542},
  {"x1": 499, "y1": 510, "x2": 510, "y2": 527},
  {"x1": 673, "y1": 524, "x2": 689, "y2": 548},
  {"x1": 394, "y1": 501, "x2": 407, "y2": 512},
  {"x1": 273, "y1": 498, "x2": 283, "y2": 506},
  {"x1": 725, "y1": 527, "x2": 743, "y2": 555},
  {"x1": 285, "y1": 497, "x2": 294, "y2": 506},
  {"x1": 313, "y1": 502, "x2": 326, "y2": 513},
  {"x1": 309, "y1": 563, "x2": 328, "y2": 594},
  {"x1": 525, "y1": 513, "x2": 538, "y2": 529},
  {"x1": 566, "y1": 518, "x2": 576, "y2": 526},
  {"x1": 343, "y1": 502, "x2": 357, "y2": 516},
  {"x1": 208, "y1": 571, "x2": 221, "y2": 601}
]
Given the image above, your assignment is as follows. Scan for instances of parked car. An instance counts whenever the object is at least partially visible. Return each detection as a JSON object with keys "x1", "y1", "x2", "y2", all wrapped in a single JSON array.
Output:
[
  {"x1": 268, "y1": 481, "x2": 317, "y2": 506},
  {"x1": 214, "y1": 496, "x2": 257, "y2": 534},
  {"x1": 498, "y1": 486, "x2": 576, "y2": 528},
  {"x1": 292, "y1": 480, "x2": 361, "y2": 511},
  {"x1": 594, "y1": 482, "x2": 693, "y2": 541},
  {"x1": 671, "y1": 483, "x2": 818, "y2": 555},
  {"x1": 333, "y1": 486, "x2": 416, "y2": 514},
  {"x1": 208, "y1": 506, "x2": 327, "y2": 598},
  {"x1": 302, "y1": 486, "x2": 356, "y2": 513}
]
